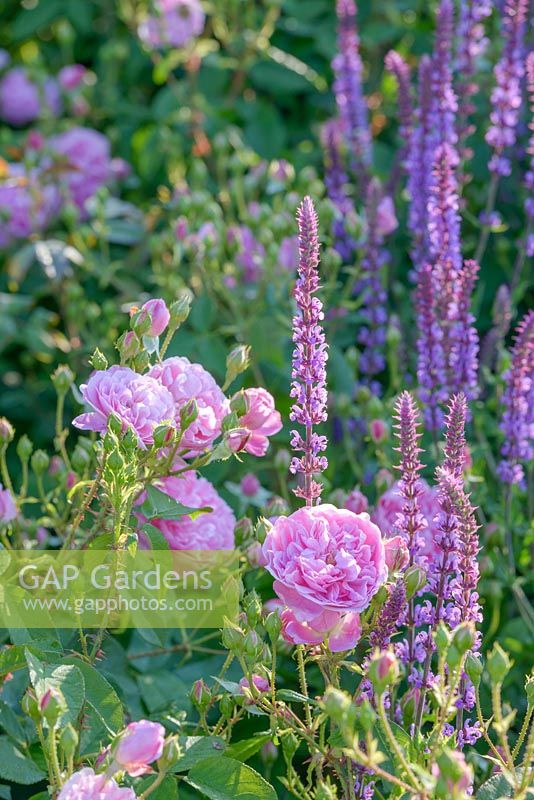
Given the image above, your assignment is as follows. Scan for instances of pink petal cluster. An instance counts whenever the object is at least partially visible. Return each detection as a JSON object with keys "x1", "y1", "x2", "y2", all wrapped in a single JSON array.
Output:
[
  {"x1": 57, "y1": 768, "x2": 135, "y2": 800},
  {"x1": 138, "y1": 0, "x2": 205, "y2": 50},
  {"x1": 239, "y1": 674, "x2": 270, "y2": 694},
  {"x1": 72, "y1": 366, "x2": 175, "y2": 448},
  {"x1": 263, "y1": 505, "x2": 386, "y2": 651},
  {"x1": 0, "y1": 68, "x2": 61, "y2": 127},
  {"x1": 0, "y1": 485, "x2": 17, "y2": 524},
  {"x1": 138, "y1": 471, "x2": 235, "y2": 550},
  {"x1": 344, "y1": 487, "x2": 368, "y2": 515},
  {"x1": 58, "y1": 64, "x2": 87, "y2": 91},
  {"x1": 48, "y1": 127, "x2": 112, "y2": 215},
  {"x1": 281, "y1": 608, "x2": 362, "y2": 653},
  {"x1": 372, "y1": 479, "x2": 441, "y2": 565},
  {"x1": 148, "y1": 356, "x2": 228, "y2": 452},
  {"x1": 237, "y1": 388, "x2": 282, "y2": 456},
  {"x1": 113, "y1": 720, "x2": 165, "y2": 777}
]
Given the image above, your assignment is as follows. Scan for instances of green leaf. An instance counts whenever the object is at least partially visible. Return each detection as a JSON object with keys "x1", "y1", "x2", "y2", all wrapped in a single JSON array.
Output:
[
  {"x1": 62, "y1": 658, "x2": 124, "y2": 753},
  {"x1": 137, "y1": 775, "x2": 178, "y2": 800},
  {"x1": 276, "y1": 689, "x2": 318, "y2": 705},
  {"x1": 139, "y1": 485, "x2": 211, "y2": 521},
  {"x1": 0, "y1": 736, "x2": 45, "y2": 784},
  {"x1": 225, "y1": 733, "x2": 272, "y2": 762},
  {"x1": 476, "y1": 774, "x2": 514, "y2": 799},
  {"x1": 26, "y1": 651, "x2": 85, "y2": 728},
  {"x1": 0, "y1": 700, "x2": 26, "y2": 744},
  {"x1": 12, "y1": 0, "x2": 63, "y2": 39},
  {"x1": 172, "y1": 736, "x2": 226, "y2": 772},
  {"x1": 141, "y1": 523, "x2": 170, "y2": 550},
  {"x1": 185, "y1": 756, "x2": 278, "y2": 800}
]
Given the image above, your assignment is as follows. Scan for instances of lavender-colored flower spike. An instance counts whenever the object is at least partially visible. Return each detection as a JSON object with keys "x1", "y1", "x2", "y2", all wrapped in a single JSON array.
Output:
[
  {"x1": 486, "y1": 0, "x2": 528, "y2": 176},
  {"x1": 333, "y1": 0, "x2": 371, "y2": 180},
  {"x1": 449, "y1": 260, "x2": 480, "y2": 401},
  {"x1": 407, "y1": 55, "x2": 434, "y2": 272},
  {"x1": 357, "y1": 179, "x2": 389, "y2": 382},
  {"x1": 443, "y1": 393, "x2": 468, "y2": 478},
  {"x1": 428, "y1": 144, "x2": 462, "y2": 272},
  {"x1": 455, "y1": 0, "x2": 493, "y2": 158},
  {"x1": 322, "y1": 120, "x2": 355, "y2": 261},
  {"x1": 432, "y1": 0, "x2": 459, "y2": 153},
  {"x1": 498, "y1": 310, "x2": 534, "y2": 486},
  {"x1": 524, "y1": 52, "x2": 534, "y2": 249},
  {"x1": 393, "y1": 391, "x2": 426, "y2": 565},
  {"x1": 384, "y1": 50, "x2": 413, "y2": 170},
  {"x1": 416, "y1": 264, "x2": 447, "y2": 430},
  {"x1": 289, "y1": 197, "x2": 329, "y2": 505}
]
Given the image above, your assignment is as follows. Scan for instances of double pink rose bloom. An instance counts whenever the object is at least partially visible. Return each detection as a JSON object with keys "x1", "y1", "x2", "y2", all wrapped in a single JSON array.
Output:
[{"x1": 262, "y1": 504, "x2": 387, "y2": 652}]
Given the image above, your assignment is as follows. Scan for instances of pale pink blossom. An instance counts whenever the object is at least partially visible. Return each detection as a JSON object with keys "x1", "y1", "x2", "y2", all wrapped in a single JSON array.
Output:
[
  {"x1": 72, "y1": 366, "x2": 175, "y2": 448},
  {"x1": 57, "y1": 768, "x2": 135, "y2": 800},
  {"x1": 113, "y1": 720, "x2": 165, "y2": 777},
  {"x1": 237, "y1": 388, "x2": 282, "y2": 456},
  {"x1": 240, "y1": 473, "x2": 260, "y2": 497},
  {"x1": 149, "y1": 357, "x2": 228, "y2": 452},
  {"x1": 0, "y1": 484, "x2": 17, "y2": 524},
  {"x1": 281, "y1": 608, "x2": 361, "y2": 652},
  {"x1": 138, "y1": 298, "x2": 170, "y2": 336},
  {"x1": 344, "y1": 488, "x2": 368, "y2": 515}
]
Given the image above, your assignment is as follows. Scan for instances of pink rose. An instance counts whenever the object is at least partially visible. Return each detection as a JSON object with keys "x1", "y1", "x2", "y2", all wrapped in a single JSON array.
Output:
[
  {"x1": 138, "y1": 298, "x2": 170, "y2": 337},
  {"x1": 73, "y1": 366, "x2": 175, "y2": 449},
  {"x1": 0, "y1": 485, "x2": 17, "y2": 524},
  {"x1": 149, "y1": 357, "x2": 228, "y2": 453},
  {"x1": 137, "y1": 471, "x2": 235, "y2": 550},
  {"x1": 113, "y1": 720, "x2": 165, "y2": 777},
  {"x1": 59, "y1": 64, "x2": 87, "y2": 91},
  {"x1": 238, "y1": 388, "x2": 282, "y2": 456},
  {"x1": 372, "y1": 480, "x2": 441, "y2": 565},
  {"x1": 344, "y1": 488, "x2": 368, "y2": 515},
  {"x1": 263, "y1": 505, "x2": 387, "y2": 620},
  {"x1": 57, "y1": 768, "x2": 135, "y2": 800},
  {"x1": 282, "y1": 608, "x2": 361, "y2": 652}
]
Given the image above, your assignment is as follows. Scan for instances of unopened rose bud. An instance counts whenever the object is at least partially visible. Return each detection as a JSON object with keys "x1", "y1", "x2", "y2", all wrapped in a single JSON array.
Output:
[
  {"x1": 152, "y1": 423, "x2": 175, "y2": 449},
  {"x1": 222, "y1": 622, "x2": 244, "y2": 652},
  {"x1": 21, "y1": 691, "x2": 39, "y2": 721},
  {"x1": 260, "y1": 741, "x2": 278, "y2": 765},
  {"x1": 226, "y1": 428, "x2": 250, "y2": 453},
  {"x1": 179, "y1": 399, "x2": 198, "y2": 432},
  {"x1": 369, "y1": 419, "x2": 387, "y2": 443},
  {"x1": 525, "y1": 676, "x2": 534, "y2": 707},
  {"x1": 60, "y1": 724, "x2": 79, "y2": 758},
  {"x1": 159, "y1": 736, "x2": 181, "y2": 769},
  {"x1": 117, "y1": 330, "x2": 140, "y2": 360},
  {"x1": 132, "y1": 350, "x2": 151, "y2": 373},
  {"x1": 264, "y1": 496, "x2": 289, "y2": 517},
  {"x1": 229, "y1": 391, "x2": 248, "y2": 417},
  {"x1": 31, "y1": 450, "x2": 49, "y2": 476},
  {"x1": 0, "y1": 418, "x2": 14, "y2": 446},
  {"x1": 191, "y1": 679, "x2": 211, "y2": 711},
  {"x1": 434, "y1": 622, "x2": 451, "y2": 657},
  {"x1": 130, "y1": 307, "x2": 152, "y2": 336},
  {"x1": 89, "y1": 348, "x2": 108, "y2": 371},
  {"x1": 52, "y1": 365, "x2": 75, "y2": 395},
  {"x1": 404, "y1": 564, "x2": 427, "y2": 598},
  {"x1": 465, "y1": 653, "x2": 483, "y2": 688},
  {"x1": 240, "y1": 473, "x2": 260, "y2": 497},
  {"x1": 17, "y1": 435, "x2": 33, "y2": 463},
  {"x1": 39, "y1": 688, "x2": 65, "y2": 726},
  {"x1": 234, "y1": 517, "x2": 253, "y2": 546},
  {"x1": 384, "y1": 535, "x2": 409, "y2": 572},
  {"x1": 487, "y1": 643, "x2": 512, "y2": 685},
  {"x1": 264, "y1": 610, "x2": 282, "y2": 642},
  {"x1": 368, "y1": 650, "x2": 399, "y2": 694},
  {"x1": 224, "y1": 345, "x2": 251, "y2": 391},
  {"x1": 138, "y1": 299, "x2": 170, "y2": 337},
  {"x1": 451, "y1": 623, "x2": 475, "y2": 656},
  {"x1": 323, "y1": 687, "x2": 352, "y2": 722},
  {"x1": 219, "y1": 695, "x2": 235, "y2": 718},
  {"x1": 243, "y1": 630, "x2": 262, "y2": 659},
  {"x1": 244, "y1": 591, "x2": 262, "y2": 628},
  {"x1": 169, "y1": 294, "x2": 191, "y2": 327}
]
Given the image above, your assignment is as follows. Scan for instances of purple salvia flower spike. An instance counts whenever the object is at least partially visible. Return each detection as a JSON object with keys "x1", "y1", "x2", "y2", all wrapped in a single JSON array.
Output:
[
  {"x1": 357, "y1": 179, "x2": 389, "y2": 383},
  {"x1": 416, "y1": 264, "x2": 447, "y2": 430},
  {"x1": 370, "y1": 580, "x2": 407, "y2": 650},
  {"x1": 428, "y1": 144, "x2": 462, "y2": 272},
  {"x1": 450, "y1": 260, "x2": 480, "y2": 402},
  {"x1": 289, "y1": 196, "x2": 329, "y2": 505},
  {"x1": 443, "y1": 393, "x2": 468, "y2": 479},
  {"x1": 432, "y1": 0, "x2": 459, "y2": 154},
  {"x1": 486, "y1": 0, "x2": 528, "y2": 176},
  {"x1": 322, "y1": 119, "x2": 355, "y2": 261},
  {"x1": 393, "y1": 391, "x2": 426, "y2": 565},
  {"x1": 498, "y1": 310, "x2": 534, "y2": 486},
  {"x1": 407, "y1": 55, "x2": 434, "y2": 273},
  {"x1": 384, "y1": 50, "x2": 413, "y2": 172},
  {"x1": 455, "y1": 0, "x2": 493, "y2": 163},
  {"x1": 333, "y1": 0, "x2": 371, "y2": 181},
  {"x1": 524, "y1": 52, "x2": 534, "y2": 256}
]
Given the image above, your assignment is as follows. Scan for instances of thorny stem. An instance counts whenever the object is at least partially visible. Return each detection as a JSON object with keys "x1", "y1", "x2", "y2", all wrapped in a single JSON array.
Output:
[
  {"x1": 296, "y1": 646, "x2": 313, "y2": 729},
  {"x1": 377, "y1": 694, "x2": 420, "y2": 789}
]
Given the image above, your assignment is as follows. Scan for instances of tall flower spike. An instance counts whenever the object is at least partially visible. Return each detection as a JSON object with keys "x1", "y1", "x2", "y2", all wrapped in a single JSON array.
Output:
[
  {"x1": 289, "y1": 197, "x2": 329, "y2": 505},
  {"x1": 524, "y1": 52, "x2": 534, "y2": 256},
  {"x1": 322, "y1": 119, "x2": 355, "y2": 261},
  {"x1": 333, "y1": 0, "x2": 371, "y2": 181},
  {"x1": 407, "y1": 55, "x2": 434, "y2": 273},
  {"x1": 357, "y1": 179, "x2": 388, "y2": 385},
  {"x1": 455, "y1": 0, "x2": 492, "y2": 160},
  {"x1": 393, "y1": 391, "x2": 426, "y2": 565},
  {"x1": 498, "y1": 310, "x2": 534, "y2": 486},
  {"x1": 443, "y1": 394, "x2": 468, "y2": 478},
  {"x1": 428, "y1": 143, "x2": 462, "y2": 272},
  {"x1": 486, "y1": 0, "x2": 528, "y2": 176},
  {"x1": 384, "y1": 50, "x2": 413, "y2": 171},
  {"x1": 449, "y1": 260, "x2": 480, "y2": 401},
  {"x1": 432, "y1": 0, "x2": 459, "y2": 153},
  {"x1": 416, "y1": 263, "x2": 447, "y2": 430}
]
